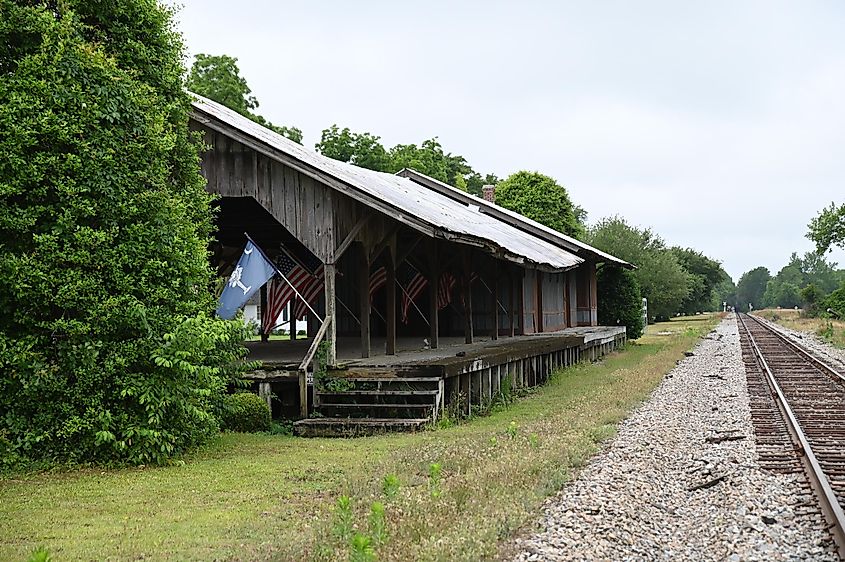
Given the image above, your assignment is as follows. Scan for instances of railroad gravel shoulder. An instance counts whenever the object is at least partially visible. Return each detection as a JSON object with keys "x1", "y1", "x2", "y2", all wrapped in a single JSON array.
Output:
[
  {"x1": 510, "y1": 315, "x2": 837, "y2": 561},
  {"x1": 760, "y1": 318, "x2": 845, "y2": 372}
]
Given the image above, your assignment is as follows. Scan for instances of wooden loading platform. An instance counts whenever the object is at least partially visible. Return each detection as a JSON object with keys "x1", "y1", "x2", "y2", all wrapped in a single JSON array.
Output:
[{"x1": 243, "y1": 326, "x2": 627, "y2": 437}]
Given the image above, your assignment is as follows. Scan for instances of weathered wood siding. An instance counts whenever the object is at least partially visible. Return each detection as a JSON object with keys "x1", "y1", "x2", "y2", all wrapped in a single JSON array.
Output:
[
  {"x1": 197, "y1": 127, "x2": 361, "y2": 262},
  {"x1": 567, "y1": 270, "x2": 578, "y2": 328},
  {"x1": 541, "y1": 272, "x2": 567, "y2": 331},
  {"x1": 575, "y1": 261, "x2": 598, "y2": 326}
]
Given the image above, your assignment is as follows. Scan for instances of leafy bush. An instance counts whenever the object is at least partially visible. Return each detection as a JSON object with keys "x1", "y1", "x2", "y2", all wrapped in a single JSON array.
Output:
[
  {"x1": 597, "y1": 266, "x2": 644, "y2": 339},
  {"x1": 0, "y1": 2, "x2": 253, "y2": 465},
  {"x1": 220, "y1": 393, "x2": 272, "y2": 433},
  {"x1": 0, "y1": 429, "x2": 20, "y2": 472},
  {"x1": 802, "y1": 283, "x2": 823, "y2": 316},
  {"x1": 821, "y1": 285, "x2": 845, "y2": 319}
]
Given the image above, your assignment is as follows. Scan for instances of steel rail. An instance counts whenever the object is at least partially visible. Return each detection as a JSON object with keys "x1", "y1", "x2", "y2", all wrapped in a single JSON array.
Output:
[
  {"x1": 749, "y1": 314, "x2": 845, "y2": 386},
  {"x1": 738, "y1": 313, "x2": 845, "y2": 559}
]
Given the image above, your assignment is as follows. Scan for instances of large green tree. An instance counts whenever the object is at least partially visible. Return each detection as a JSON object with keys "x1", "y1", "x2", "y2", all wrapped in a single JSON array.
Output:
[
  {"x1": 495, "y1": 171, "x2": 585, "y2": 238},
  {"x1": 187, "y1": 53, "x2": 303, "y2": 143},
  {"x1": 315, "y1": 126, "x2": 496, "y2": 196},
  {"x1": 670, "y1": 247, "x2": 731, "y2": 313},
  {"x1": 762, "y1": 251, "x2": 843, "y2": 309},
  {"x1": 0, "y1": 0, "x2": 249, "y2": 466},
  {"x1": 712, "y1": 276, "x2": 737, "y2": 311},
  {"x1": 808, "y1": 202, "x2": 845, "y2": 254},
  {"x1": 586, "y1": 216, "x2": 690, "y2": 322},
  {"x1": 735, "y1": 267, "x2": 771, "y2": 311},
  {"x1": 315, "y1": 125, "x2": 391, "y2": 172}
]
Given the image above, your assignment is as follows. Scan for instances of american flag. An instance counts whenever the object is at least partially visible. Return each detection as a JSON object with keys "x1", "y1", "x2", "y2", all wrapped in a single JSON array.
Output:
[
  {"x1": 262, "y1": 277, "x2": 287, "y2": 334},
  {"x1": 399, "y1": 262, "x2": 428, "y2": 324},
  {"x1": 293, "y1": 266, "x2": 325, "y2": 319},
  {"x1": 263, "y1": 251, "x2": 321, "y2": 332},
  {"x1": 369, "y1": 266, "x2": 387, "y2": 305},
  {"x1": 437, "y1": 272, "x2": 457, "y2": 311}
]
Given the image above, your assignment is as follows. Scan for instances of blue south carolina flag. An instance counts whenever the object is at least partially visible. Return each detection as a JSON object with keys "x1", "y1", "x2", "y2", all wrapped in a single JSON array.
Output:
[{"x1": 216, "y1": 241, "x2": 276, "y2": 320}]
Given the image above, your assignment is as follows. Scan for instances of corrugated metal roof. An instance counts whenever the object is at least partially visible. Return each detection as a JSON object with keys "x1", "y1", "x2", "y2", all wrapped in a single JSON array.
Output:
[
  {"x1": 190, "y1": 94, "x2": 584, "y2": 271},
  {"x1": 396, "y1": 168, "x2": 634, "y2": 269}
]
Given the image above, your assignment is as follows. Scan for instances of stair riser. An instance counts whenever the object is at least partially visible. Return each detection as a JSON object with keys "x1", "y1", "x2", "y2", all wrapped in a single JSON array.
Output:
[
  {"x1": 317, "y1": 407, "x2": 434, "y2": 420},
  {"x1": 294, "y1": 422, "x2": 427, "y2": 438}
]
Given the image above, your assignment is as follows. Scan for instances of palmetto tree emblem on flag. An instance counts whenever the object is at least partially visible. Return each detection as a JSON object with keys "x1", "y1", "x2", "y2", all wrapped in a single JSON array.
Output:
[
  {"x1": 216, "y1": 240, "x2": 276, "y2": 320},
  {"x1": 228, "y1": 265, "x2": 252, "y2": 295}
]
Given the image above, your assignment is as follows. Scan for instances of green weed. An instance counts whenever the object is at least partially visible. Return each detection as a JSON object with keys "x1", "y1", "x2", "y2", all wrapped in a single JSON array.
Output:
[
  {"x1": 27, "y1": 547, "x2": 51, "y2": 562},
  {"x1": 333, "y1": 495, "x2": 354, "y2": 541},
  {"x1": 369, "y1": 502, "x2": 387, "y2": 545},
  {"x1": 428, "y1": 462, "x2": 443, "y2": 499},
  {"x1": 349, "y1": 532, "x2": 375, "y2": 562},
  {"x1": 382, "y1": 474, "x2": 399, "y2": 500}
]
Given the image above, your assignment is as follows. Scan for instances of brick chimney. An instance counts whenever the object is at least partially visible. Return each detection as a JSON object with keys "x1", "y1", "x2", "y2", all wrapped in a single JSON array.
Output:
[{"x1": 482, "y1": 184, "x2": 496, "y2": 204}]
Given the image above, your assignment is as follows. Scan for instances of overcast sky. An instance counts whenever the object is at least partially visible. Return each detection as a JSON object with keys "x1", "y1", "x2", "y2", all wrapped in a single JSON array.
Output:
[{"x1": 175, "y1": 1, "x2": 845, "y2": 281}]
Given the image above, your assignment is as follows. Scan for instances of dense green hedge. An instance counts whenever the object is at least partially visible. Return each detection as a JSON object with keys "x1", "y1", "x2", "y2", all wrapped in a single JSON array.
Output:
[
  {"x1": 597, "y1": 266, "x2": 644, "y2": 340},
  {"x1": 0, "y1": 1, "x2": 251, "y2": 466}
]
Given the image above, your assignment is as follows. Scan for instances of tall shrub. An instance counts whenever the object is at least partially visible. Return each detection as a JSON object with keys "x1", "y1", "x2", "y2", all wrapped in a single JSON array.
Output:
[
  {"x1": 597, "y1": 267, "x2": 644, "y2": 340},
  {"x1": 587, "y1": 216, "x2": 690, "y2": 322},
  {"x1": 0, "y1": 1, "x2": 249, "y2": 465}
]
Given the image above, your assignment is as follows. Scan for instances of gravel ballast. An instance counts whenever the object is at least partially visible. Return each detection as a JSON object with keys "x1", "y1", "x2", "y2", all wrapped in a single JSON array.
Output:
[{"x1": 512, "y1": 316, "x2": 837, "y2": 561}]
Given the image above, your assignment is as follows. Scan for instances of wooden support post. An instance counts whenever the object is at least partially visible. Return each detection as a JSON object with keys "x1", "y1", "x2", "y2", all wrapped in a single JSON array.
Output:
[
  {"x1": 436, "y1": 378, "x2": 445, "y2": 420},
  {"x1": 259, "y1": 382, "x2": 272, "y2": 413},
  {"x1": 536, "y1": 271, "x2": 544, "y2": 334},
  {"x1": 359, "y1": 244, "x2": 370, "y2": 358},
  {"x1": 473, "y1": 370, "x2": 482, "y2": 406},
  {"x1": 325, "y1": 262, "x2": 337, "y2": 366},
  {"x1": 306, "y1": 309, "x2": 315, "y2": 339},
  {"x1": 386, "y1": 253, "x2": 396, "y2": 355},
  {"x1": 491, "y1": 261, "x2": 498, "y2": 341},
  {"x1": 509, "y1": 268, "x2": 515, "y2": 337},
  {"x1": 299, "y1": 370, "x2": 308, "y2": 417},
  {"x1": 463, "y1": 249, "x2": 473, "y2": 344},
  {"x1": 461, "y1": 373, "x2": 471, "y2": 416},
  {"x1": 484, "y1": 368, "x2": 492, "y2": 404},
  {"x1": 429, "y1": 239, "x2": 439, "y2": 349},
  {"x1": 290, "y1": 298, "x2": 297, "y2": 341},
  {"x1": 260, "y1": 284, "x2": 269, "y2": 342}
]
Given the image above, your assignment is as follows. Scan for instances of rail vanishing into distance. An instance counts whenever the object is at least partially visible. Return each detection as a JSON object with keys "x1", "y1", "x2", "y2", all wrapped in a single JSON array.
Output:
[{"x1": 738, "y1": 313, "x2": 845, "y2": 558}]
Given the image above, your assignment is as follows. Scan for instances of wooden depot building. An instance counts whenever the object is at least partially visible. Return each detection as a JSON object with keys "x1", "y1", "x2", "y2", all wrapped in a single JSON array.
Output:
[{"x1": 189, "y1": 94, "x2": 633, "y2": 436}]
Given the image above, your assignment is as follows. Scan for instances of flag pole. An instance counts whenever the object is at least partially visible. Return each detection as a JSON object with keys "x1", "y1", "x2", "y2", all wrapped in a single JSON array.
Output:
[
  {"x1": 244, "y1": 233, "x2": 324, "y2": 323},
  {"x1": 396, "y1": 279, "x2": 431, "y2": 327}
]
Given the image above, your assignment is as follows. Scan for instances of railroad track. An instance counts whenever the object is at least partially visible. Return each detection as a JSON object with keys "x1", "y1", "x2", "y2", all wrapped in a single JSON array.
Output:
[{"x1": 738, "y1": 312, "x2": 845, "y2": 558}]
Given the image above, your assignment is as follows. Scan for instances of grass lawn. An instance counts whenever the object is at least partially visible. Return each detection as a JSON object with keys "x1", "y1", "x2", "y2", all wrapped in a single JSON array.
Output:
[
  {"x1": 754, "y1": 308, "x2": 845, "y2": 349},
  {"x1": 0, "y1": 314, "x2": 721, "y2": 561}
]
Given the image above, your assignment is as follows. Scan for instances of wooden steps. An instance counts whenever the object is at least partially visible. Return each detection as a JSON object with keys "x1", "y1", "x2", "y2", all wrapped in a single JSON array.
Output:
[
  {"x1": 293, "y1": 376, "x2": 444, "y2": 437},
  {"x1": 293, "y1": 417, "x2": 429, "y2": 438},
  {"x1": 319, "y1": 402, "x2": 434, "y2": 410},
  {"x1": 318, "y1": 389, "x2": 439, "y2": 396}
]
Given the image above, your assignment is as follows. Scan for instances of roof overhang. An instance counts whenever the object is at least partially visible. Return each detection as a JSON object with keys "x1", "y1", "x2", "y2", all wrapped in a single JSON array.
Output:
[
  {"x1": 189, "y1": 93, "x2": 585, "y2": 273},
  {"x1": 396, "y1": 168, "x2": 635, "y2": 269}
]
